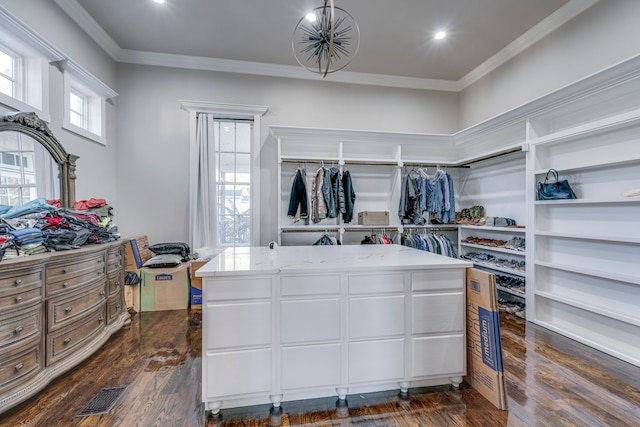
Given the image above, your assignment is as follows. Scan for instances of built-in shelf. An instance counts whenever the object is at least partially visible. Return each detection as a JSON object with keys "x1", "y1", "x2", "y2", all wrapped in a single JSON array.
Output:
[
  {"x1": 497, "y1": 285, "x2": 526, "y2": 299},
  {"x1": 534, "y1": 231, "x2": 640, "y2": 244},
  {"x1": 460, "y1": 243, "x2": 525, "y2": 256},
  {"x1": 534, "y1": 291, "x2": 640, "y2": 328},
  {"x1": 534, "y1": 261, "x2": 640, "y2": 286}
]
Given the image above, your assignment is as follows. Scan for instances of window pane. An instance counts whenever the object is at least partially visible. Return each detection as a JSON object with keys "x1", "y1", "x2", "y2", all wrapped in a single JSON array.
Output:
[
  {"x1": 219, "y1": 215, "x2": 235, "y2": 245},
  {"x1": 0, "y1": 50, "x2": 13, "y2": 78},
  {"x1": 236, "y1": 153, "x2": 251, "y2": 182},
  {"x1": 218, "y1": 123, "x2": 235, "y2": 152},
  {"x1": 21, "y1": 187, "x2": 37, "y2": 203},
  {"x1": 236, "y1": 215, "x2": 251, "y2": 244},
  {"x1": 218, "y1": 153, "x2": 235, "y2": 182},
  {"x1": 70, "y1": 110, "x2": 83, "y2": 128},
  {"x1": 70, "y1": 91, "x2": 84, "y2": 113},
  {"x1": 236, "y1": 123, "x2": 251, "y2": 153},
  {"x1": 0, "y1": 132, "x2": 20, "y2": 150},
  {"x1": 0, "y1": 75, "x2": 12, "y2": 97},
  {"x1": 236, "y1": 184, "x2": 250, "y2": 215}
]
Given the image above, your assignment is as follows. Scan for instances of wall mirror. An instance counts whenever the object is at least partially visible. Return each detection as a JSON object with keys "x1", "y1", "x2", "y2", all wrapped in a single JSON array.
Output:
[{"x1": 0, "y1": 112, "x2": 77, "y2": 208}]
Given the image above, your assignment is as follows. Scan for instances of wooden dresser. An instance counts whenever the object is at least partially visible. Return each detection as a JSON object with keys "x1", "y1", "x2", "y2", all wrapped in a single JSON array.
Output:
[{"x1": 0, "y1": 241, "x2": 129, "y2": 414}]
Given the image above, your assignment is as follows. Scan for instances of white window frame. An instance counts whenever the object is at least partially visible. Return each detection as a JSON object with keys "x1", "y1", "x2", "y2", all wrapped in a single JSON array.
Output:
[
  {"x1": 181, "y1": 100, "x2": 268, "y2": 247},
  {"x1": 60, "y1": 60, "x2": 117, "y2": 146}
]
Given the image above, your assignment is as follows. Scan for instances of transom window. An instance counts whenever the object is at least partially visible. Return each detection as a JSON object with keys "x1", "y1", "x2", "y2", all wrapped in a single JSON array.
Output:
[
  {"x1": 0, "y1": 47, "x2": 18, "y2": 98},
  {"x1": 69, "y1": 87, "x2": 88, "y2": 129},
  {"x1": 214, "y1": 119, "x2": 252, "y2": 247}
]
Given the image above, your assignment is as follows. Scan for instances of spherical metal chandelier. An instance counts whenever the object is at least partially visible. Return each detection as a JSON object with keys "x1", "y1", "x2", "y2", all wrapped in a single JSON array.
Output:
[{"x1": 292, "y1": 0, "x2": 360, "y2": 77}]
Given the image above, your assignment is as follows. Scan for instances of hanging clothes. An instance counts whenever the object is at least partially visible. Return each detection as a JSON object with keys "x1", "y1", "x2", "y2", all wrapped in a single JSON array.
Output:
[
  {"x1": 287, "y1": 167, "x2": 309, "y2": 224},
  {"x1": 361, "y1": 232, "x2": 393, "y2": 244},
  {"x1": 341, "y1": 170, "x2": 356, "y2": 223},
  {"x1": 401, "y1": 231, "x2": 457, "y2": 258},
  {"x1": 311, "y1": 167, "x2": 328, "y2": 223},
  {"x1": 398, "y1": 167, "x2": 456, "y2": 225},
  {"x1": 313, "y1": 234, "x2": 340, "y2": 245}
]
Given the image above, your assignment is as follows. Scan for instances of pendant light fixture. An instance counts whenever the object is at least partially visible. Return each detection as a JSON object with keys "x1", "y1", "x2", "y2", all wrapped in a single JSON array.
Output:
[{"x1": 292, "y1": 0, "x2": 360, "y2": 78}]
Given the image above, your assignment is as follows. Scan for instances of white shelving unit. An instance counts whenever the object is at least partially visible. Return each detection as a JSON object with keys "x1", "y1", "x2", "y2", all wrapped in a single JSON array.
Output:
[
  {"x1": 527, "y1": 108, "x2": 640, "y2": 367},
  {"x1": 272, "y1": 127, "x2": 469, "y2": 246},
  {"x1": 458, "y1": 225, "x2": 526, "y2": 310}
]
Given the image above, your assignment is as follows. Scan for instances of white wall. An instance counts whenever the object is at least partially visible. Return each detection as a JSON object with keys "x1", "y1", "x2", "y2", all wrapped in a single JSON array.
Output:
[
  {"x1": 0, "y1": 0, "x2": 120, "y2": 210},
  {"x1": 459, "y1": 0, "x2": 640, "y2": 128},
  {"x1": 115, "y1": 64, "x2": 459, "y2": 244}
]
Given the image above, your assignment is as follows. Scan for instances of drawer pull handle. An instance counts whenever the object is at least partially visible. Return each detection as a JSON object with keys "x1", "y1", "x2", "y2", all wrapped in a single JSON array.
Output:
[
  {"x1": 115, "y1": 281, "x2": 121, "y2": 287},
  {"x1": 97, "y1": 259, "x2": 103, "y2": 263},
  {"x1": 62, "y1": 268, "x2": 69, "y2": 274},
  {"x1": 14, "y1": 326, "x2": 24, "y2": 334},
  {"x1": 116, "y1": 303, "x2": 121, "y2": 309},
  {"x1": 15, "y1": 296, "x2": 23, "y2": 303},
  {"x1": 100, "y1": 291, "x2": 106, "y2": 297},
  {"x1": 15, "y1": 363, "x2": 25, "y2": 372},
  {"x1": 98, "y1": 316, "x2": 105, "y2": 323},
  {"x1": 65, "y1": 306, "x2": 73, "y2": 313},
  {"x1": 14, "y1": 279, "x2": 22, "y2": 286},
  {"x1": 64, "y1": 338, "x2": 71, "y2": 344},
  {"x1": 63, "y1": 282, "x2": 69, "y2": 288}
]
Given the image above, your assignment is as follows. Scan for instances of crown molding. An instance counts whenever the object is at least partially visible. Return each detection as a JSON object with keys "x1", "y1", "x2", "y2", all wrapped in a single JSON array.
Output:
[
  {"x1": 55, "y1": 0, "x2": 596, "y2": 92},
  {"x1": 457, "y1": 0, "x2": 600, "y2": 90},
  {"x1": 119, "y1": 49, "x2": 459, "y2": 92},
  {"x1": 0, "y1": 5, "x2": 65, "y2": 61},
  {"x1": 53, "y1": 0, "x2": 121, "y2": 61}
]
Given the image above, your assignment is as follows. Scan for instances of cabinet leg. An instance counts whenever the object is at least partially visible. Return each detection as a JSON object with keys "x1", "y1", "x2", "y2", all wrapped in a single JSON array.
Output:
[
  {"x1": 450, "y1": 376, "x2": 463, "y2": 389},
  {"x1": 398, "y1": 381, "x2": 410, "y2": 396},
  {"x1": 270, "y1": 394, "x2": 283, "y2": 408},
  {"x1": 336, "y1": 387, "x2": 348, "y2": 401},
  {"x1": 207, "y1": 400, "x2": 223, "y2": 414}
]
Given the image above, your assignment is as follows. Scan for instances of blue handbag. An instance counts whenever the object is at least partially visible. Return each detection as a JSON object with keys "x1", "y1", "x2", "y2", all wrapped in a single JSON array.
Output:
[{"x1": 537, "y1": 169, "x2": 577, "y2": 200}]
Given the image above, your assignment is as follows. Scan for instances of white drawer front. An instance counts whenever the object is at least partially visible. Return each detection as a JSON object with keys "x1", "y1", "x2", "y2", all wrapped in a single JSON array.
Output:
[
  {"x1": 281, "y1": 343, "x2": 341, "y2": 390},
  {"x1": 411, "y1": 269, "x2": 464, "y2": 292},
  {"x1": 205, "y1": 348, "x2": 271, "y2": 398},
  {"x1": 411, "y1": 334, "x2": 465, "y2": 378},
  {"x1": 348, "y1": 273, "x2": 404, "y2": 295},
  {"x1": 281, "y1": 299, "x2": 340, "y2": 343},
  {"x1": 207, "y1": 278, "x2": 271, "y2": 301},
  {"x1": 349, "y1": 339, "x2": 404, "y2": 383},
  {"x1": 412, "y1": 293, "x2": 465, "y2": 334},
  {"x1": 281, "y1": 275, "x2": 340, "y2": 296},
  {"x1": 206, "y1": 302, "x2": 271, "y2": 349},
  {"x1": 349, "y1": 295, "x2": 404, "y2": 339}
]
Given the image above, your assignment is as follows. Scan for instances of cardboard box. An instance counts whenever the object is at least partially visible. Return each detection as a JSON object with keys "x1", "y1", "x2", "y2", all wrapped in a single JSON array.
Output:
[
  {"x1": 465, "y1": 268, "x2": 508, "y2": 410},
  {"x1": 189, "y1": 261, "x2": 208, "y2": 310},
  {"x1": 139, "y1": 264, "x2": 190, "y2": 311},
  {"x1": 124, "y1": 235, "x2": 153, "y2": 270},
  {"x1": 357, "y1": 211, "x2": 389, "y2": 225},
  {"x1": 124, "y1": 283, "x2": 140, "y2": 312}
]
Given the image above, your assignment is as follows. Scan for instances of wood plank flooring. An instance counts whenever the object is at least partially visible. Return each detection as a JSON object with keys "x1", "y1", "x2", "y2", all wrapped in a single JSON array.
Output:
[{"x1": 1, "y1": 309, "x2": 639, "y2": 426}]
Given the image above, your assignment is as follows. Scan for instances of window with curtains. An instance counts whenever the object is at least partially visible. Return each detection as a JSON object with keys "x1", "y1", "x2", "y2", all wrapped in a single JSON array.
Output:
[{"x1": 214, "y1": 119, "x2": 253, "y2": 247}]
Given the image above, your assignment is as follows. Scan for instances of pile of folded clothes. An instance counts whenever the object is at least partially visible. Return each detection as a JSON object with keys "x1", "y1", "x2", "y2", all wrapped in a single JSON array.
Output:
[{"x1": 0, "y1": 197, "x2": 120, "y2": 261}]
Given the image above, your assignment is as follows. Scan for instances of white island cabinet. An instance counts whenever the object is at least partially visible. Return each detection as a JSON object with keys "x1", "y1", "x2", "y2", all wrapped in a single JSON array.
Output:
[{"x1": 197, "y1": 245, "x2": 472, "y2": 414}]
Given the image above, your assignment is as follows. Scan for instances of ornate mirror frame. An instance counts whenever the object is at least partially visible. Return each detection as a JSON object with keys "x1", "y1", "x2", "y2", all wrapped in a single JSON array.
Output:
[{"x1": 0, "y1": 111, "x2": 78, "y2": 208}]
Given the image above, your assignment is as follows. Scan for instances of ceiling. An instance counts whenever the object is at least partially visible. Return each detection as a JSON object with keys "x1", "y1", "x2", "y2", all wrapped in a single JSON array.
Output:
[{"x1": 58, "y1": 0, "x2": 597, "y2": 90}]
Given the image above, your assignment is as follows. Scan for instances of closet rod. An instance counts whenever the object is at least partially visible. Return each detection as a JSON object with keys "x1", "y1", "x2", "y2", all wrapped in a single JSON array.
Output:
[
  {"x1": 402, "y1": 226, "x2": 458, "y2": 232},
  {"x1": 456, "y1": 146, "x2": 522, "y2": 167},
  {"x1": 403, "y1": 162, "x2": 469, "y2": 169},
  {"x1": 344, "y1": 227, "x2": 398, "y2": 232},
  {"x1": 281, "y1": 228, "x2": 340, "y2": 233}
]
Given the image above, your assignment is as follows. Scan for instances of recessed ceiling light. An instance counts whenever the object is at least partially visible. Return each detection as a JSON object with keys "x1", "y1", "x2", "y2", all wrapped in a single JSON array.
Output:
[
  {"x1": 306, "y1": 12, "x2": 317, "y2": 23},
  {"x1": 434, "y1": 31, "x2": 446, "y2": 40},
  {"x1": 152, "y1": 0, "x2": 166, "y2": 4}
]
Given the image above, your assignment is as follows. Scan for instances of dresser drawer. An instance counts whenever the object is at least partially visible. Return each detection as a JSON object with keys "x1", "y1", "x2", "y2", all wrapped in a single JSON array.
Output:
[
  {"x1": 47, "y1": 281, "x2": 106, "y2": 331},
  {"x1": 0, "y1": 285, "x2": 42, "y2": 312},
  {"x1": 107, "y1": 294, "x2": 124, "y2": 325},
  {"x1": 106, "y1": 247, "x2": 124, "y2": 274},
  {"x1": 0, "y1": 303, "x2": 42, "y2": 349},
  {"x1": 0, "y1": 268, "x2": 43, "y2": 302},
  {"x1": 46, "y1": 305, "x2": 106, "y2": 365},
  {"x1": 107, "y1": 273, "x2": 123, "y2": 297},
  {"x1": 0, "y1": 336, "x2": 42, "y2": 394},
  {"x1": 46, "y1": 254, "x2": 105, "y2": 296}
]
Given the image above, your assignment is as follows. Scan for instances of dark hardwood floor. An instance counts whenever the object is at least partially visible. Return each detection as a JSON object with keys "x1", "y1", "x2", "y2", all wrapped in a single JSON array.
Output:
[{"x1": 2, "y1": 309, "x2": 639, "y2": 426}]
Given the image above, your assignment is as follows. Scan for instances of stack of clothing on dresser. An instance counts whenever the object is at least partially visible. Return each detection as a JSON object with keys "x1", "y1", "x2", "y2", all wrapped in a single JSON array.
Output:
[
  {"x1": 398, "y1": 167, "x2": 455, "y2": 225},
  {"x1": 288, "y1": 165, "x2": 356, "y2": 224},
  {"x1": 0, "y1": 197, "x2": 120, "y2": 261}
]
